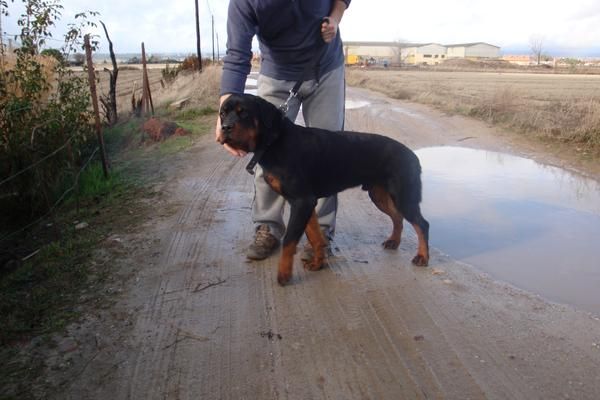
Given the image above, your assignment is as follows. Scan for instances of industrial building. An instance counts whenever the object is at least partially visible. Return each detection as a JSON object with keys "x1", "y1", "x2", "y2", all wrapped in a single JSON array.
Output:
[{"x1": 343, "y1": 41, "x2": 500, "y2": 66}]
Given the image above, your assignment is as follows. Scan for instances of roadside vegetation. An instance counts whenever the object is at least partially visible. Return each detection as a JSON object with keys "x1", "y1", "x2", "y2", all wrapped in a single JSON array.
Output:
[
  {"x1": 1, "y1": 1, "x2": 220, "y2": 396},
  {"x1": 0, "y1": 96, "x2": 217, "y2": 399},
  {"x1": 346, "y1": 68, "x2": 600, "y2": 158}
]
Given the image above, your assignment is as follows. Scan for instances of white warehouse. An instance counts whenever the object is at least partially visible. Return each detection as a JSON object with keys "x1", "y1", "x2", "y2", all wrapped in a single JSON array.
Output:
[{"x1": 446, "y1": 42, "x2": 501, "y2": 59}]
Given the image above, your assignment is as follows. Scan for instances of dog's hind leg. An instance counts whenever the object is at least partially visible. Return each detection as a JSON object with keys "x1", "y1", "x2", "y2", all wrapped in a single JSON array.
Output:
[
  {"x1": 303, "y1": 210, "x2": 327, "y2": 271},
  {"x1": 278, "y1": 197, "x2": 318, "y2": 286},
  {"x1": 401, "y1": 204, "x2": 430, "y2": 267},
  {"x1": 368, "y1": 185, "x2": 404, "y2": 250}
]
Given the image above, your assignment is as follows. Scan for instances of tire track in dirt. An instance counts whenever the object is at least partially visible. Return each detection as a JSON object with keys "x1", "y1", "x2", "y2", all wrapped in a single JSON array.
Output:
[
  {"x1": 123, "y1": 145, "x2": 265, "y2": 399},
  {"x1": 327, "y1": 188, "x2": 487, "y2": 399}
]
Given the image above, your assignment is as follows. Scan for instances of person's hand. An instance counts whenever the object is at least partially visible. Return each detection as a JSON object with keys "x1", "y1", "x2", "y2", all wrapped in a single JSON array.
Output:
[
  {"x1": 215, "y1": 93, "x2": 247, "y2": 157},
  {"x1": 321, "y1": 17, "x2": 338, "y2": 43}
]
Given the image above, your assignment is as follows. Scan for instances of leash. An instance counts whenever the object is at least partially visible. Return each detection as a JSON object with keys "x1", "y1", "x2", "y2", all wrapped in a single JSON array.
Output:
[
  {"x1": 246, "y1": 17, "x2": 331, "y2": 175},
  {"x1": 279, "y1": 17, "x2": 330, "y2": 115}
]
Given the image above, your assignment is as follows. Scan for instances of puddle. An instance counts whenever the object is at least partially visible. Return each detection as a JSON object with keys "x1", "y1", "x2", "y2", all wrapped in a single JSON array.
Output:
[
  {"x1": 345, "y1": 100, "x2": 371, "y2": 110},
  {"x1": 391, "y1": 107, "x2": 425, "y2": 120},
  {"x1": 417, "y1": 146, "x2": 600, "y2": 314}
]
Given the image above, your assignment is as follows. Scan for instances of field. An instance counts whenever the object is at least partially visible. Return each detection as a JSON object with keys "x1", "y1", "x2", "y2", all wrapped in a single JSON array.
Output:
[
  {"x1": 89, "y1": 65, "x2": 165, "y2": 114},
  {"x1": 77, "y1": 62, "x2": 221, "y2": 117},
  {"x1": 88, "y1": 63, "x2": 600, "y2": 159},
  {"x1": 347, "y1": 69, "x2": 600, "y2": 154}
]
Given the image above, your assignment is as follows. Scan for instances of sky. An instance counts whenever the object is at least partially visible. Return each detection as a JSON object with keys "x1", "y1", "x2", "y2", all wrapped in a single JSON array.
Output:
[{"x1": 2, "y1": 0, "x2": 600, "y2": 57}]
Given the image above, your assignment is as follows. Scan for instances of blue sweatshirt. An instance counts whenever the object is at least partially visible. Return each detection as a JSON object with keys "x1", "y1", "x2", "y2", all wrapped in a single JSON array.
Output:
[{"x1": 220, "y1": 0, "x2": 351, "y2": 95}]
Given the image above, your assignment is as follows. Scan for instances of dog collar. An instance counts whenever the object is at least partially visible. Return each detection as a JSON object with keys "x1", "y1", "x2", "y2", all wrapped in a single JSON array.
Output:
[
  {"x1": 245, "y1": 149, "x2": 264, "y2": 175},
  {"x1": 245, "y1": 112, "x2": 287, "y2": 175}
]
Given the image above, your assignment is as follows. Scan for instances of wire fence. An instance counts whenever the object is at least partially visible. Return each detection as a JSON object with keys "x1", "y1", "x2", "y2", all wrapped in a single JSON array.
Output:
[
  {"x1": 0, "y1": 135, "x2": 74, "y2": 188},
  {"x1": 1, "y1": 112, "x2": 105, "y2": 244},
  {"x1": 0, "y1": 146, "x2": 100, "y2": 243},
  {"x1": 1, "y1": 32, "x2": 112, "y2": 245}
]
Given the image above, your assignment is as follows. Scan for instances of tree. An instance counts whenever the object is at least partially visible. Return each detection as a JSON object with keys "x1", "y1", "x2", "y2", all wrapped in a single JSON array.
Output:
[
  {"x1": 0, "y1": 0, "x2": 99, "y2": 220},
  {"x1": 99, "y1": 20, "x2": 118, "y2": 125},
  {"x1": 392, "y1": 39, "x2": 411, "y2": 66},
  {"x1": 72, "y1": 52, "x2": 85, "y2": 66},
  {"x1": 40, "y1": 47, "x2": 65, "y2": 64},
  {"x1": 530, "y1": 35, "x2": 544, "y2": 65}
]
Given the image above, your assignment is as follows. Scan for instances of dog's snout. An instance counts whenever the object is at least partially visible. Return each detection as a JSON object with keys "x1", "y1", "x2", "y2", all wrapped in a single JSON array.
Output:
[{"x1": 221, "y1": 122, "x2": 233, "y2": 132}]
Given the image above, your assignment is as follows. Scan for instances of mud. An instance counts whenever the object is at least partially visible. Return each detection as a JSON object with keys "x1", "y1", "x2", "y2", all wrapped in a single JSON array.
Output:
[{"x1": 49, "y1": 86, "x2": 600, "y2": 399}]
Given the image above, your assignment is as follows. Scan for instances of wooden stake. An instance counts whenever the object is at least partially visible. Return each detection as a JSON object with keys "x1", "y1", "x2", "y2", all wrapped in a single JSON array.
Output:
[
  {"x1": 140, "y1": 42, "x2": 154, "y2": 115},
  {"x1": 84, "y1": 34, "x2": 109, "y2": 178}
]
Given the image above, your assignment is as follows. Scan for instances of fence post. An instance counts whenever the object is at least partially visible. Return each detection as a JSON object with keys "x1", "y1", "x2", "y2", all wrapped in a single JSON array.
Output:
[
  {"x1": 140, "y1": 42, "x2": 154, "y2": 116},
  {"x1": 84, "y1": 34, "x2": 110, "y2": 178}
]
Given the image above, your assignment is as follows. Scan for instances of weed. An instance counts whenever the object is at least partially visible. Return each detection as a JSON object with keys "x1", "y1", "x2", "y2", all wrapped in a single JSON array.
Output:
[
  {"x1": 177, "y1": 106, "x2": 217, "y2": 120},
  {"x1": 76, "y1": 163, "x2": 123, "y2": 199}
]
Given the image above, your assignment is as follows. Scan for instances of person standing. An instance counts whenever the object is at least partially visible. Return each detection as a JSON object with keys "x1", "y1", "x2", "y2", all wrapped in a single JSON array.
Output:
[{"x1": 216, "y1": 0, "x2": 350, "y2": 260}]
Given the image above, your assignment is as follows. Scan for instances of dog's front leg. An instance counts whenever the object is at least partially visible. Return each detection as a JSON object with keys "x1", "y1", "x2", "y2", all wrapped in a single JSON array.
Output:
[
  {"x1": 278, "y1": 197, "x2": 317, "y2": 286},
  {"x1": 303, "y1": 210, "x2": 327, "y2": 271}
]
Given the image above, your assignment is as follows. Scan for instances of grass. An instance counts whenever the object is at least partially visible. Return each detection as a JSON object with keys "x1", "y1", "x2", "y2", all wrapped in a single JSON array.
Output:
[
  {"x1": 346, "y1": 68, "x2": 600, "y2": 156},
  {"x1": 0, "y1": 156, "x2": 131, "y2": 346}
]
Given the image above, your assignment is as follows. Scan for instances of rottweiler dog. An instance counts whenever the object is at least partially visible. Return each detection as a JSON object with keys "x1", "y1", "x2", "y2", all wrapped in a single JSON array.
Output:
[{"x1": 217, "y1": 93, "x2": 430, "y2": 285}]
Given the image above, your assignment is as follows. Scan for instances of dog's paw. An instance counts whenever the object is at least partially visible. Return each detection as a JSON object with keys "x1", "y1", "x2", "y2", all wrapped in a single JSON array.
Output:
[
  {"x1": 382, "y1": 239, "x2": 400, "y2": 250},
  {"x1": 302, "y1": 257, "x2": 324, "y2": 271},
  {"x1": 411, "y1": 254, "x2": 429, "y2": 267},
  {"x1": 277, "y1": 271, "x2": 292, "y2": 286}
]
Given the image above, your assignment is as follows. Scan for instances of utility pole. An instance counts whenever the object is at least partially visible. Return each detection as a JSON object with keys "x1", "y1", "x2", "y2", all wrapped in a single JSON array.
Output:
[
  {"x1": 211, "y1": 14, "x2": 215, "y2": 62},
  {"x1": 194, "y1": 0, "x2": 202, "y2": 72},
  {"x1": 216, "y1": 32, "x2": 220, "y2": 62},
  {"x1": 0, "y1": 8, "x2": 4, "y2": 53}
]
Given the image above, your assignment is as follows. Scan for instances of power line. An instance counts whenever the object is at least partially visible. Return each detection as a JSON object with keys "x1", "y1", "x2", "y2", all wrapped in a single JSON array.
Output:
[{"x1": 3, "y1": 32, "x2": 64, "y2": 43}]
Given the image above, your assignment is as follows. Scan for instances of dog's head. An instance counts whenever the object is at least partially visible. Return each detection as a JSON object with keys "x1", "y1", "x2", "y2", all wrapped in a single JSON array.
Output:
[{"x1": 217, "y1": 93, "x2": 282, "y2": 153}]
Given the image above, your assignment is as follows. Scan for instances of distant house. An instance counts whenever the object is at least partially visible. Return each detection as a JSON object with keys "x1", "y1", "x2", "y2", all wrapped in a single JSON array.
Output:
[
  {"x1": 502, "y1": 55, "x2": 533, "y2": 66},
  {"x1": 446, "y1": 42, "x2": 500, "y2": 59},
  {"x1": 343, "y1": 41, "x2": 399, "y2": 65},
  {"x1": 402, "y1": 43, "x2": 447, "y2": 65},
  {"x1": 343, "y1": 41, "x2": 500, "y2": 66}
]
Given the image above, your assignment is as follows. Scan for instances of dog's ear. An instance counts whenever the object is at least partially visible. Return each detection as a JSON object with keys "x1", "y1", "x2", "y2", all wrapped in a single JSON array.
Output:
[{"x1": 256, "y1": 95, "x2": 280, "y2": 129}]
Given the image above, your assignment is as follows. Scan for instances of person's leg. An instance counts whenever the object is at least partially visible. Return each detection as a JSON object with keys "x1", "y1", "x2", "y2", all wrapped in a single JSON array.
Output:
[
  {"x1": 247, "y1": 74, "x2": 301, "y2": 259},
  {"x1": 299, "y1": 64, "x2": 346, "y2": 239}
]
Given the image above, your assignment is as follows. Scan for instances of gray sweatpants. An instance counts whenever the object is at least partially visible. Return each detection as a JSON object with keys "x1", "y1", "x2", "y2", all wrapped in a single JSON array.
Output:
[{"x1": 253, "y1": 64, "x2": 346, "y2": 240}]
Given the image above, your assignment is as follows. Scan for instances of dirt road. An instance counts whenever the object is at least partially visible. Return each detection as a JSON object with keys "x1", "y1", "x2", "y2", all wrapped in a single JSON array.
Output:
[{"x1": 59, "y1": 87, "x2": 600, "y2": 399}]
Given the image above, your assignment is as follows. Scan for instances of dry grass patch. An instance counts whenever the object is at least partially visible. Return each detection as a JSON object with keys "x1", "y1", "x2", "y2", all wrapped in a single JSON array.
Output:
[{"x1": 347, "y1": 69, "x2": 600, "y2": 155}]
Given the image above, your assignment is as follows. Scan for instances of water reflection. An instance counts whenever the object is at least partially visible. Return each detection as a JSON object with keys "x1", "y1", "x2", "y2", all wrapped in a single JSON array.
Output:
[{"x1": 417, "y1": 146, "x2": 600, "y2": 314}]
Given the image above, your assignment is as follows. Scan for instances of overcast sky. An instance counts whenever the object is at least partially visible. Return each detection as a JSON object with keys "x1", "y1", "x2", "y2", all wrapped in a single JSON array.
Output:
[{"x1": 2, "y1": 0, "x2": 600, "y2": 56}]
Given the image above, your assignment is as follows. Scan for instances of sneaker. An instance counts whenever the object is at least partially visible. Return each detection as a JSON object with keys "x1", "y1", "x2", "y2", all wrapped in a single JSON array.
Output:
[
  {"x1": 246, "y1": 225, "x2": 280, "y2": 260},
  {"x1": 300, "y1": 235, "x2": 332, "y2": 262}
]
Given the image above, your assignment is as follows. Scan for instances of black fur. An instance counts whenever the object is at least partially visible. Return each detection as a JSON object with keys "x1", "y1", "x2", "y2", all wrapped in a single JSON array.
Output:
[{"x1": 218, "y1": 93, "x2": 430, "y2": 283}]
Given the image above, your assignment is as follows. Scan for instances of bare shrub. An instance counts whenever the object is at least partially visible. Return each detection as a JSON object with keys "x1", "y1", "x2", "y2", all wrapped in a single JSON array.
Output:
[{"x1": 469, "y1": 87, "x2": 520, "y2": 123}]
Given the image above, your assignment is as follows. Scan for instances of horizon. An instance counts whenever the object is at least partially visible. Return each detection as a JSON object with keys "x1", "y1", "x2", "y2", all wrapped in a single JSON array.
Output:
[
  {"x1": 2, "y1": 0, "x2": 600, "y2": 59},
  {"x1": 86, "y1": 45, "x2": 600, "y2": 60}
]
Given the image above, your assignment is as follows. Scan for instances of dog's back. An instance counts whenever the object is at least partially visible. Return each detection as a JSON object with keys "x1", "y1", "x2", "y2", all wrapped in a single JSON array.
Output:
[{"x1": 262, "y1": 119, "x2": 422, "y2": 200}]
